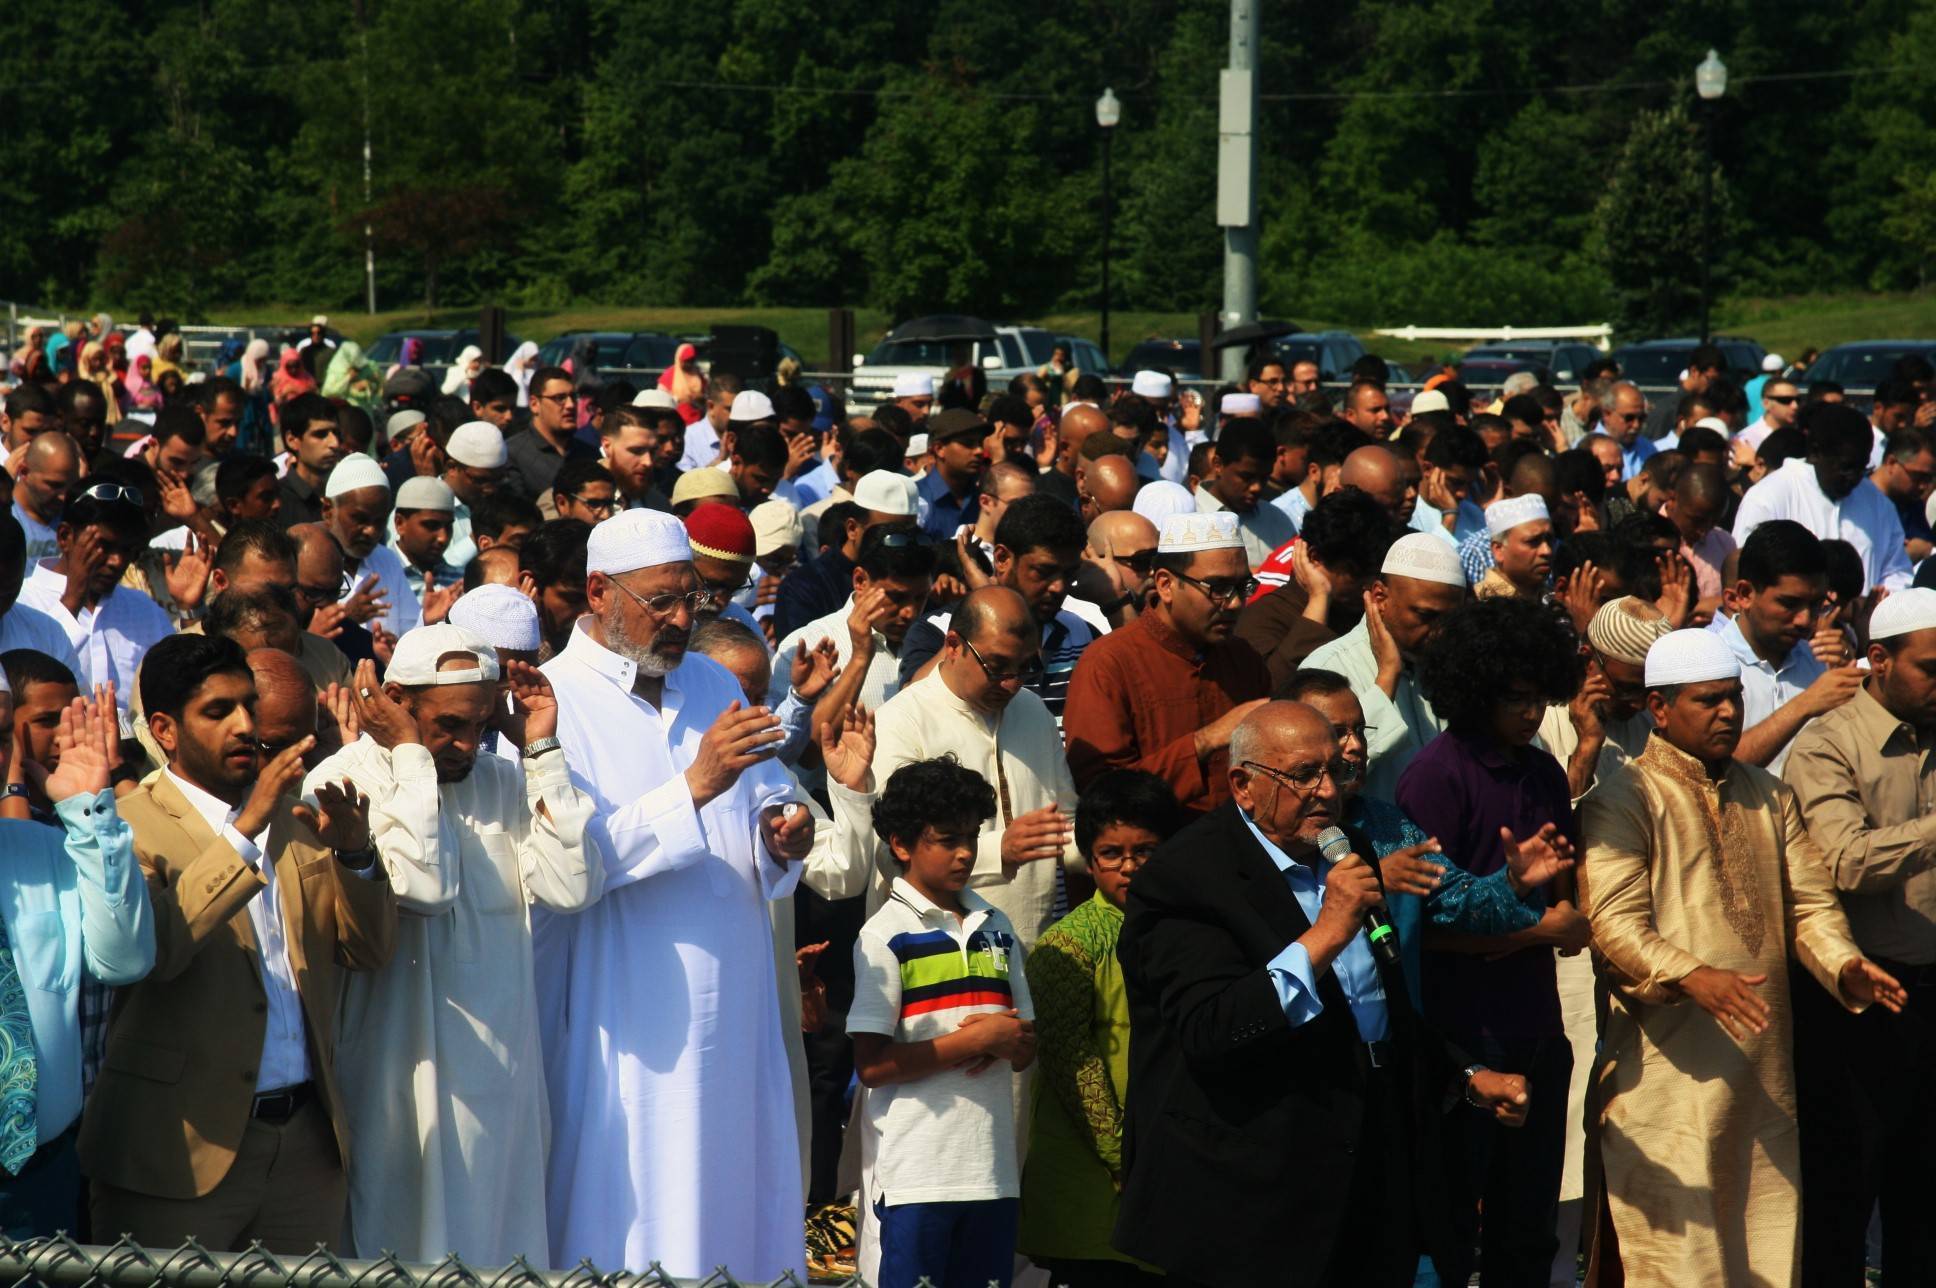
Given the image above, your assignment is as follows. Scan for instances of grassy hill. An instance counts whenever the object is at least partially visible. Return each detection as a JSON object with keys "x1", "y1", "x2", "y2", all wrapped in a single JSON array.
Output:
[{"x1": 200, "y1": 290, "x2": 1936, "y2": 374}]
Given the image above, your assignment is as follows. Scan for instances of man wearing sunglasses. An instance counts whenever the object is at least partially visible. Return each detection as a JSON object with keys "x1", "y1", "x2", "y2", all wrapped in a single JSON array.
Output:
[
  {"x1": 19, "y1": 485, "x2": 170, "y2": 717},
  {"x1": 874, "y1": 585, "x2": 1078, "y2": 956},
  {"x1": 1064, "y1": 511, "x2": 1271, "y2": 814},
  {"x1": 1735, "y1": 379, "x2": 1803, "y2": 458}
]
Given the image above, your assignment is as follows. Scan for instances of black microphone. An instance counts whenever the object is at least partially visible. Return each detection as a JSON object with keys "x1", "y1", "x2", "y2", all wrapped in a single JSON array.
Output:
[{"x1": 1315, "y1": 826, "x2": 1400, "y2": 968}]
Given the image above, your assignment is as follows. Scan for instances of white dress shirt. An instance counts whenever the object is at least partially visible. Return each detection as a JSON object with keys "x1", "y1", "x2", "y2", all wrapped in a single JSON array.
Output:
[
  {"x1": 1732, "y1": 458, "x2": 1913, "y2": 592},
  {"x1": 1718, "y1": 615, "x2": 1826, "y2": 775},
  {"x1": 768, "y1": 596, "x2": 905, "y2": 717},
  {"x1": 0, "y1": 602, "x2": 81, "y2": 676},
  {"x1": 162, "y1": 769, "x2": 310, "y2": 1092},
  {"x1": 339, "y1": 541, "x2": 425, "y2": 639},
  {"x1": 17, "y1": 560, "x2": 172, "y2": 714}
]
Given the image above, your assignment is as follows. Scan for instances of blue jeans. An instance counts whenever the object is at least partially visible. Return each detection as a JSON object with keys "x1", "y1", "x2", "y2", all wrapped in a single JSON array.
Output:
[{"x1": 877, "y1": 1196, "x2": 1018, "y2": 1288}]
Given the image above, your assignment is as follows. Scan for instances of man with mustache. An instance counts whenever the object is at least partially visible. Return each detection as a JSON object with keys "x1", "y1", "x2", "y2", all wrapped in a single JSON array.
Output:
[
  {"x1": 301, "y1": 624, "x2": 596, "y2": 1264},
  {"x1": 533, "y1": 509, "x2": 816, "y2": 1280}
]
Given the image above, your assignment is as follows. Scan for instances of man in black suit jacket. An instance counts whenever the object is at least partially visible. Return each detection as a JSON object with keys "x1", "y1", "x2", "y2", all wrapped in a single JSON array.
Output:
[{"x1": 1113, "y1": 701, "x2": 1532, "y2": 1288}]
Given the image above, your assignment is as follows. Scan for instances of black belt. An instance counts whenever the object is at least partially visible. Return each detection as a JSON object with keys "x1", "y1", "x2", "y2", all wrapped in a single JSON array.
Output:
[
  {"x1": 251, "y1": 1082, "x2": 315, "y2": 1123},
  {"x1": 1870, "y1": 956, "x2": 1936, "y2": 989}
]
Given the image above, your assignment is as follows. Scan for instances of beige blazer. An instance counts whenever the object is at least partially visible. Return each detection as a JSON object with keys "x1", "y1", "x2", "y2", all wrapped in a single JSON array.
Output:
[{"x1": 78, "y1": 772, "x2": 397, "y2": 1199}]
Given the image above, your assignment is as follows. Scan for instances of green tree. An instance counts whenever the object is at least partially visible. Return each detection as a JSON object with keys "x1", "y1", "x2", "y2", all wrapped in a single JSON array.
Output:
[
  {"x1": 1883, "y1": 171, "x2": 1936, "y2": 289},
  {"x1": 1593, "y1": 99, "x2": 1731, "y2": 339}
]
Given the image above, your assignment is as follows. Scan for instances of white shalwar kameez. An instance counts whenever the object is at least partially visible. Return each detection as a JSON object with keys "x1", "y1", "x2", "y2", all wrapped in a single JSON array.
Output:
[
  {"x1": 536, "y1": 620, "x2": 806, "y2": 1279},
  {"x1": 307, "y1": 734, "x2": 597, "y2": 1265}
]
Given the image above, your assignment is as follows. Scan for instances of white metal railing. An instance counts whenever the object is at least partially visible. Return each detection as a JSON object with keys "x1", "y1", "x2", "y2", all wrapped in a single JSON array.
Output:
[{"x1": 1372, "y1": 324, "x2": 1614, "y2": 347}]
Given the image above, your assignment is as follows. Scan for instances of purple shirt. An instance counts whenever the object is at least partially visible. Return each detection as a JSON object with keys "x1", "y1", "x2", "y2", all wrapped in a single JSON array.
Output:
[{"x1": 1394, "y1": 728, "x2": 1577, "y2": 1040}]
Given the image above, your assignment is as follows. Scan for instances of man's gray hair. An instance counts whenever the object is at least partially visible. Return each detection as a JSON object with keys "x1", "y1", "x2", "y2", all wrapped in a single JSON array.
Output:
[{"x1": 1500, "y1": 371, "x2": 1540, "y2": 399}]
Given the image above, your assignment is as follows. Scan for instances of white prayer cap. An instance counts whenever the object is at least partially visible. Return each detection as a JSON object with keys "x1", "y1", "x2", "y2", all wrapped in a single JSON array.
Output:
[
  {"x1": 448, "y1": 584, "x2": 541, "y2": 653},
  {"x1": 1380, "y1": 532, "x2": 1466, "y2": 587},
  {"x1": 1763, "y1": 353, "x2": 1785, "y2": 373},
  {"x1": 1867, "y1": 587, "x2": 1936, "y2": 641},
  {"x1": 1485, "y1": 494, "x2": 1550, "y2": 540},
  {"x1": 1132, "y1": 481, "x2": 1197, "y2": 526},
  {"x1": 729, "y1": 390, "x2": 776, "y2": 423},
  {"x1": 1156, "y1": 511, "x2": 1242, "y2": 555},
  {"x1": 395, "y1": 477, "x2": 456, "y2": 513},
  {"x1": 1220, "y1": 393, "x2": 1262, "y2": 416},
  {"x1": 324, "y1": 454, "x2": 391, "y2": 499},
  {"x1": 387, "y1": 408, "x2": 427, "y2": 438},
  {"x1": 1410, "y1": 388, "x2": 1450, "y2": 415},
  {"x1": 311, "y1": 314, "x2": 328, "y2": 327},
  {"x1": 853, "y1": 469, "x2": 917, "y2": 517},
  {"x1": 905, "y1": 433, "x2": 930, "y2": 456},
  {"x1": 1131, "y1": 370, "x2": 1174, "y2": 399},
  {"x1": 386, "y1": 623, "x2": 501, "y2": 687},
  {"x1": 750, "y1": 499, "x2": 803, "y2": 558},
  {"x1": 1644, "y1": 628, "x2": 1741, "y2": 688},
  {"x1": 1694, "y1": 416, "x2": 1730, "y2": 434},
  {"x1": 447, "y1": 421, "x2": 508, "y2": 469},
  {"x1": 892, "y1": 373, "x2": 934, "y2": 398},
  {"x1": 587, "y1": 509, "x2": 692, "y2": 576},
  {"x1": 632, "y1": 387, "x2": 678, "y2": 409}
]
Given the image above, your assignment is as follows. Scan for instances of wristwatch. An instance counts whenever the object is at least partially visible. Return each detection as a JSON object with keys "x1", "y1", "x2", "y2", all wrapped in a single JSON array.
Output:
[
  {"x1": 1462, "y1": 1063, "x2": 1491, "y2": 1108},
  {"x1": 334, "y1": 845, "x2": 379, "y2": 871},
  {"x1": 521, "y1": 736, "x2": 562, "y2": 758},
  {"x1": 1, "y1": 784, "x2": 29, "y2": 801}
]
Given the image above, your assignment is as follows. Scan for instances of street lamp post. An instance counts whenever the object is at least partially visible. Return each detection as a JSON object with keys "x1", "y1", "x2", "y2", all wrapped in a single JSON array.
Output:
[
  {"x1": 1696, "y1": 49, "x2": 1727, "y2": 344},
  {"x1": 1096, "y1": 87, "x2": 1121, "y2": 367}
]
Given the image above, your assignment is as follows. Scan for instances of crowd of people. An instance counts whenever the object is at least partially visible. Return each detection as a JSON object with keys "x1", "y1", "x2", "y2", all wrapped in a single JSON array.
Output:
[{"x1": 0, "y1": 321, "x2": 1933, "y2": 1288}]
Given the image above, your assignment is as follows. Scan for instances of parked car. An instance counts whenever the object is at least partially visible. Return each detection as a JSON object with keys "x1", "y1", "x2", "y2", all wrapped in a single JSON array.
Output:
[
  {"x1": 1275, "y1": 330, "x2": 1368, "y2": 381},
  {"x1": 1119, "y1": 337, "x2": 1202, "y2": 379},
  {"x1": 1463, "y1": 341, "x2": 1603, "y2": 384},
  {"x1": 851, "y1": 322, "x2": 1059, "y2": 401},
  {"x1": 538, "y1": 330, "x2": 681, "y2": 373},
  {"x1": 1609, "y1": 336, "x2": 1767, "y2": 387},
  {"x1": 365, "y1": 328, "x2": 525, "y2": 368},
  {"x1": 1801, "y1": 340, "x2": 1936, "y2": 390},
  {"x1": 1455, "y1": 357, "x2": 1554, "y2": 391},
  {"x1": 1052, "y1": 335, "x2": 1112, "y2": 382}
]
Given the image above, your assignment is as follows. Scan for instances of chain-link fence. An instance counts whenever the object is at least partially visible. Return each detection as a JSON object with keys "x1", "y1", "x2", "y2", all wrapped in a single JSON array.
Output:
[{"x1": 0, "y1": 1237, "x2": 871, "y2": 1288}]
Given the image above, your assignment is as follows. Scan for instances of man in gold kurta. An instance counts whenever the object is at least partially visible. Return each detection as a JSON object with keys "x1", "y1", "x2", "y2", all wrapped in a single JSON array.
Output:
[{"x1": 1578, "y1": 628, "x2": 1905, "y2": 1287}]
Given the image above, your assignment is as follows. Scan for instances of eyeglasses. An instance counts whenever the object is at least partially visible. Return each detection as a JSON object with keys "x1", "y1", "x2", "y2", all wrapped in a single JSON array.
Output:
[
  {"x1": 1173, "y1": 571, "x2": 1258, "y2": 605},
  {"x1": 566, "y1": 491, "x2": 618, "y2": 514},
  {"x1": 1765, "y1": 395, "x2": 1799, "y2": 405},
  {"x1": 1090, "y1": 843, "x2": 1159, "y2": 870},
  {"x1": 607, "y1": 576, "x2": 708, "y2": 619},
  {"x1": 960, "y1": 637, "x2": 1045, "y2": 686},
  {"x1": 698, "y1": 576, "x2": 756, "y2": 605},
  {"x1": 869, "y1": 530, "x2": 931, "y2": 550},
  {"x1": 75, "y1": 482, "x2": 143, "y2": 507},
  {"x1": 534, "y1": 391, "x2": 573, "y2": 405},
  {"x1": 1115, "y1": 549, "x2": 1157, "y2": 576},
  {"x1": 1328, "y1": 721, "x2": 1375, "y2": 744},
  {"x1": 1240, "y1": 758, "x2": 1348, "y2": 794}
]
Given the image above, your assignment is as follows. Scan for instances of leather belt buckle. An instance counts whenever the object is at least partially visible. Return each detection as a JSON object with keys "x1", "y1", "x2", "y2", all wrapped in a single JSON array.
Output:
[{"x1": 1365, "y1": 1039, "x2": 1391, "y2": 1069}]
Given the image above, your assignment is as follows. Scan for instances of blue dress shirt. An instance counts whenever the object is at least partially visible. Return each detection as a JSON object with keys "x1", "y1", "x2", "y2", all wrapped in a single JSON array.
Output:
[
  {"x1": 1244, "y1": 811, "x2": 1389, "y2": 1043},
  {"x1": 917, "y1": 470, "x2": 979, "y2": 540}
]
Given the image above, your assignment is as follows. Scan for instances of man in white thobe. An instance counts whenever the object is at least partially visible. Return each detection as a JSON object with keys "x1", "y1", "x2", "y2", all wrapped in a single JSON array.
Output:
[
  {"x1": 1732, "y1": 404, "x2": 1913, "y2": 592},
  {"x1": 304, "y1": 624, "x2": 596, "y2": 1265},
  {"x1": 535, "y1": 509, "x2": 815, "y2": 1279}
]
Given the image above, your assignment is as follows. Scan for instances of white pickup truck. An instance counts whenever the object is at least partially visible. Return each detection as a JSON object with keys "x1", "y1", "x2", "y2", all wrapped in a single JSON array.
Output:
[{"x1": 850, "y1": 324, "x2": 1060, "y2": 401}]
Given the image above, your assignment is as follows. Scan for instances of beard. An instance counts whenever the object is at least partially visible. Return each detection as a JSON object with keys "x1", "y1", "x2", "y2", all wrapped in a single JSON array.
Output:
[{"x1": 606, "y1": 610, "x2": 687, "y2": 677}]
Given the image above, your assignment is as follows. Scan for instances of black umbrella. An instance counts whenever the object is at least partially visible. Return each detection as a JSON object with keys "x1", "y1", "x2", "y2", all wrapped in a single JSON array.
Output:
[
  {"x1": 886, "y1": 314, "x2": 1000, "y2": 343},
  {"x1": 1209, "y1": 318, "x2": 1300, "y2": 350}
]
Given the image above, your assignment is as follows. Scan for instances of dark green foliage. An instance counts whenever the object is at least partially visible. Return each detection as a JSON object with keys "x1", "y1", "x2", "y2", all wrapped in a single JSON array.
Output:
[{"x1": 0, "y1": 0, "x2": 1929, "y2": 325}]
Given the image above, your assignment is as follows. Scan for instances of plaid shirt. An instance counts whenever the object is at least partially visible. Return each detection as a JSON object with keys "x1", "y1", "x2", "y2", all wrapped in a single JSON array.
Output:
[{"x1": 1458, "y1": 527, "x2": 1494, "y2": 586}]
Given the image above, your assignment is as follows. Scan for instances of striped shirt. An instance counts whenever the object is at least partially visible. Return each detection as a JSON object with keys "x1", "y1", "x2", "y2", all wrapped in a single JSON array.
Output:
[{"x1": 850, "y1": 878, "x2": 1035, "y2": 1205}]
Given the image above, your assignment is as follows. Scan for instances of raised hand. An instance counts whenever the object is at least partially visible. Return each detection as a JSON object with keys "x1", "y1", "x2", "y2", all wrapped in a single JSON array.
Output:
[
  {"x1": 291, "y1": 776, "x2": 373, "y2": 852},
  {"x1": 1503, "y1": 822, "x2": 1577, "y2": 894},
  {"x1": 161, "y1": 531, "x2": 213, "y2": 612},
  {"x1": 1568, "y1": 665, "x2": 1612, "y2": 744},
  {"x1": 43, "y1": 688, "x2": 117, "y2": 801},
  {"x1": 60, "y1": 527, "x2": 109, "y2": 614},
  {"x1": 1362, "y1": 589, "x2": 1403, "y2": 696},
  {"x1": 307, "y1": 600, "x2": 351, "y2": 640},
  {"x1": 1033, "y1": 422, "x2": 1060, "y2": 471},
  {"x1": 685, "y1": 700, "x2": 784, "y2": 808},
  {"x1": 1654, "y1": 552, "x2": 1693, "y2": 629},
  {"x1": 154, "y1": 465, "x2": 198, "y2": 522},
  {"x1": 1559, "y1": 559, "x2": 1603, "y2": 637},
  {"x1": 817, "y1": 702, "x2": 875, "y2": 793},
  {"x1": 503, "y1": 659, "x2": 558, "y2": 747},
  {"x1": 953, "y1": 530, "x2": 993, "y2": 591},
  {"x1": 370, "y1": 625, "x2": 397, "y2": 668},
  {"x1": 234, "y1": 737, "x2": 316, "y2": 840},
  {"x1": 1001, "y1": 803, "x2": 1072, "y2": 868},
  {"x1": 318, "y1": 682, "x2": 361, "y2": 752},
  {"x1": 349, "y1": 659, "x2": 418, "y2": 749},
  {"x1": 420, "y1": 580, "x2": 461, "y2": 625},
  {"x1": 342, "y1": 575, "x2": 389, "y2": 625},
  {"x1": 1379, "y1": 839, "x2": 1445, "y2": 897},
  {"x1": 789, "y1": 637, "x2": 841, "y2": 703}
]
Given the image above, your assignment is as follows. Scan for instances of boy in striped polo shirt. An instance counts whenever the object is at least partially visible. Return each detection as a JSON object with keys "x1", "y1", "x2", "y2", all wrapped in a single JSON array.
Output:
[{"x1": 851, "y1": 757, "x2": 1037, "y2": 1288}]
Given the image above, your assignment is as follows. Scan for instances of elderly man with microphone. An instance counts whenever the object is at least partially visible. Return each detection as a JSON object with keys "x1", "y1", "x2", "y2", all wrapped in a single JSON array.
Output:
[{"x1": 1113, "y1": 700, "x2": 1553, "y2": 1288}]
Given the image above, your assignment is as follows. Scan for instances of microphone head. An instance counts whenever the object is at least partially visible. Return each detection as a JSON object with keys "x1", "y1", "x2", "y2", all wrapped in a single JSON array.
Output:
[{"x1": 1315, "y1": 826, "x2": 1351, "y2": 863}]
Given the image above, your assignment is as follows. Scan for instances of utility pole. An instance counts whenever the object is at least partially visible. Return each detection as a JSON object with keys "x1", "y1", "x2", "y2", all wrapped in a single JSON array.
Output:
[
  {"x1": 356, "y1": 0, "x2": 376, "y2": 315},
  {"x1": 1217, "y1": 0, "x2": 1259, "y2": 384}
]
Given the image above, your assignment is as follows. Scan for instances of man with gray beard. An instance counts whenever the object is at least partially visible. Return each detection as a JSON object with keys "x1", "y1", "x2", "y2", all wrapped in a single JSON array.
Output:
[{"x1": 531, "y1": 509, "x2": 817, "y2": 1280}]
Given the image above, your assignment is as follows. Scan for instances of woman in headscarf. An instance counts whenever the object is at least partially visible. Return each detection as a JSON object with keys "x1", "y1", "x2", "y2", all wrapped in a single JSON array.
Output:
[
  {"x1": 124, "y1": 354, "x2": 162, "y2": 410},
  {"x1": 322, "y1": 339, "x2": 381, "y2": 411},
  {"x1": 44, "y1": 320, "x2": 83, "y2": 379},
  {"x1": 657, "y1": 341, "x2": 706, "y2": 425},
  {"x1": 271, "y1": 345, "x2": 316, "y2": 415},
  {"x1": 236, "y1": 338, "x2": 274, "y2": 455},
  {"x1": 78, "y1": 341, "x2": 126, "y2": 424},
  {"x1": 10, "y1": 326, "x2": 48, "y2": 381},
  {"x1": 441, "y1": 343, "x2": 484, "y2": 398},
  {"x1": 502, "y1": 340, "x2": 540, "y2": 406},
  {"x1": 150, "y1": 332, "x2": 187, "y2": 385}
]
